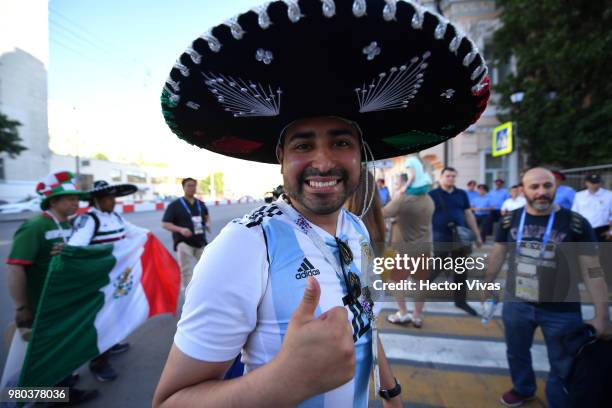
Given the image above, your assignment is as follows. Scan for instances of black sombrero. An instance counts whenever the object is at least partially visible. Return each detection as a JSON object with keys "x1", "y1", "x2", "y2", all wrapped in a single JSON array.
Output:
[
  {"x1": 161, "y1": 0, "x2": 490, "y2": 164},
  {"x1": 87, "y1": 180, "x2": 138, "y2": 198}
]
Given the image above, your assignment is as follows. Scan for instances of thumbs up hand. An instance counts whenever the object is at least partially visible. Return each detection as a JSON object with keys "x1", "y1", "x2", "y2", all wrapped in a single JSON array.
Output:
[{"x1": 274, "y1": 277, "x2": 356, "y2": 401}]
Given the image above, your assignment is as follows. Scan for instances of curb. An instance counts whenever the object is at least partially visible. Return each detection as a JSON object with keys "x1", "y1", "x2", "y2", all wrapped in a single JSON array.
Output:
[
  {"x1": 1, "y1": 199, "x2": 265, "y2": 221},
  {"x1": 80, "y1": 198, "x2": 265, "y2": 214}
]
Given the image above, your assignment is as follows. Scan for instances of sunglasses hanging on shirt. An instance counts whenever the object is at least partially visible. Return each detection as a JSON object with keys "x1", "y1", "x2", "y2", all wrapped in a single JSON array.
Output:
[{"x1": 335, "y1": 238, "x2": 363, "y2": 304}]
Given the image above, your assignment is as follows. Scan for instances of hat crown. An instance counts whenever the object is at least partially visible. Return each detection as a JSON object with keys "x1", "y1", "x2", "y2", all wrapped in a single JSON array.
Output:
[
  {"x1": 93, "y1": 180, "x2": 111, "y2": 190},
  {"x1": 36, "y1": 171, "x2": 79, "y2": 198}
]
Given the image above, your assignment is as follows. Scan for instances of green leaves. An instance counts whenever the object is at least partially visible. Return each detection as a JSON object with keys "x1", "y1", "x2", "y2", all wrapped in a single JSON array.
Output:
[
  {"x1": 0, "y1": 111, "x2": 26, "y2": 158},
  {"x1": 490, "y1": 0, "x2": 612, "y2": 166}
]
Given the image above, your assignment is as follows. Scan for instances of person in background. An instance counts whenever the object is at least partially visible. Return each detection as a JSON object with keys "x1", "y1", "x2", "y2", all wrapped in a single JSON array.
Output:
[
  {"x1": 377, "y1": 178, "x2": 391, "y2": 207},
  {"x1": 471, "y1": 184, "x2": 493, "y2": 243},
  {"x1": 382, "y1": 154, "x2": 434, "y2": 327},
  {"x1": 572, "y1": 173, "x2": 612, "y2": 282},
  {"x1": 552, "y1": 171, "x2": 576, "y2": 210},
  {"x1": 483, "y1": 167, "x2": 611, "y2": 407},
  {"x1": 403, "y1": 154, "x2": 432, "y2": 195},
  {"x1": 392, "y1": 174, "x2": 408, "y2": 199},
  {"x1": 487, "y1": 178, "x2": 510, "y2": 236},
  {"x1": 69, "y1": 180, "x2": 146, "y2": 382},
  {"x1": 162, "y1": 178, "x2": 210, "y2": 291},
  {"x1": 501, "y1": 184, "x2": 527, "y2": 216},
  {"x1": 466, "y1": 180, "x2": 478, "y2": 205},
  {"x1": 6, "y1": 171, "x2": 97, "y2": 404},
  {"x1": 429, "y1": 167, "x2": 482, "y2": 316}
]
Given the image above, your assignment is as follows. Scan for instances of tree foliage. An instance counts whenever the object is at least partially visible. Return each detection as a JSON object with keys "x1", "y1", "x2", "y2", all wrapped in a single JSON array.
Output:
[
  {"x1": 0, "y1": 111, "x2": 26, "y2": 158},
  {"x1": 199, "y1": 172, "x2": 224, "y2": 196},
  {"x1": 490, "y1": 0, "x2": 612, "y2": 167},
  {"x1": 93, "y1": 152, "x2": 109, "y2": 161}
]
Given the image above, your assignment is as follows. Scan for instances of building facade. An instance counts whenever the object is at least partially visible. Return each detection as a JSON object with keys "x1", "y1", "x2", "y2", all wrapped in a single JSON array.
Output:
[{"x1": 0, "y1": 2, "x2": 50, "y2": 202}]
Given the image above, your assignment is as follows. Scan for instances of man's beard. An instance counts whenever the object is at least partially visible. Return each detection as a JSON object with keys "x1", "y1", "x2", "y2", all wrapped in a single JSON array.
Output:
[
  {"x1": 528, "y1": 196, "x2": 552, "y2": 211},
  {"x1": 287, "y1": 167, "x2": 355, "y2": 215}
]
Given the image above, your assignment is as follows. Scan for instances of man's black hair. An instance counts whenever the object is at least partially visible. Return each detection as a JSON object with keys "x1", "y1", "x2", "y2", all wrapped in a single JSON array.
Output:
[
  {"x1": 477, "y1": 184, "x2": 489, "y2": 192},
  {"x1": 441, "y1": 167, "x2": 457, "y2": 174},
  {"x1": 181, "y1": 177, "x2": 197, "y2": 187}
]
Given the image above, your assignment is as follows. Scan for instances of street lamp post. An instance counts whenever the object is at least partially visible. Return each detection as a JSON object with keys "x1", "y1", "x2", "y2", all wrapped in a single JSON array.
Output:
[{"x1": 509, "y1": 91, "x2": 525, "y2": 184}]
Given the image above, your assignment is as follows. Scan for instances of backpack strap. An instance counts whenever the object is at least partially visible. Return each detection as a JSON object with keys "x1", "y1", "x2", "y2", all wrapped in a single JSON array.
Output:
[
  {"x1": 570, "y1": 211, "x2": 586, "y2": 236},
  {"x1": 88, "y1": 212, "x2": 101, "y2": 237},
  {"x1": 501, "y1": 210, "x2": 515, "y2": 230}
]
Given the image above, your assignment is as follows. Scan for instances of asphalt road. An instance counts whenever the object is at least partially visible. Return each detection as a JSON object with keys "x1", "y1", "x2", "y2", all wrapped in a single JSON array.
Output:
[{"x1": 0, "y1": 203, "x2": 261, "y2": 406}]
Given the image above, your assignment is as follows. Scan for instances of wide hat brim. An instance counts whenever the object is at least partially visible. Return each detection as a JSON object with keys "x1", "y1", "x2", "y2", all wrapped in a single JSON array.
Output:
[
  {"x1": 40, "y1": 190, "x2": 87, "y2": 211},
  {"x1": 161, "y1": 0, "x2": 490, "y2": 164},
  {"x1": 87, "y1": 184, "x2": 138, "y2": 198}
]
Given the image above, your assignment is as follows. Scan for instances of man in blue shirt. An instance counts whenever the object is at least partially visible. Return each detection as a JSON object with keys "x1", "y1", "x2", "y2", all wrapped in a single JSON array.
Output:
[
  {"x1": 471, "y1": 184, "x2": 493, "y2": 242},
  {"x1": 552, "y1": 171, "x2": 576, "y2": 209},
  {"x1": 466, "y1": 180, "x2": 478, "y2": 205},
  {"x1": 488, "y1": 178, "x2": 510, "y2": 236},
  {"x1": 377, "y1": 178, "x2": 391, "y2": 206},
  {"x1": 429, "y1": 167, "x2": 482, "y2": 315}
]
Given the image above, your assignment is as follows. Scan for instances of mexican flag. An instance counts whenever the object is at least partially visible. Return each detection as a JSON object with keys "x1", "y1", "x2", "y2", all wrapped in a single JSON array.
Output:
[{"x1": 1, "y1": 231, "x2": 180, "y2": 388}]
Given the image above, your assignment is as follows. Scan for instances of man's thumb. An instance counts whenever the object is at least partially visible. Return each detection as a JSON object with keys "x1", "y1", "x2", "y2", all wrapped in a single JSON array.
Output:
[{"x1": 292, "y1": 277, "x2": 321, "y2": 324}]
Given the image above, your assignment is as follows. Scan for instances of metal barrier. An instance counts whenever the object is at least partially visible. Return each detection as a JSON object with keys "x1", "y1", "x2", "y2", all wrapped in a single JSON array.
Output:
[{"x1": 560, "y1": 164, "x2": 612, "y2": 191}]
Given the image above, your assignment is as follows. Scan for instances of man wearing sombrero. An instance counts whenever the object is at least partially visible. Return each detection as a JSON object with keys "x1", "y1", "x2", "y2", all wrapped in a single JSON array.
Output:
[
  {"x1": 69, "y1": 180, "x2": 146, "y2": 382},
  {"x1": 153, "y1": 1, "x2": 489, "y2": 407},
  {"x1": 6, "y1": 170, "x2": 98, "y2": 404}
]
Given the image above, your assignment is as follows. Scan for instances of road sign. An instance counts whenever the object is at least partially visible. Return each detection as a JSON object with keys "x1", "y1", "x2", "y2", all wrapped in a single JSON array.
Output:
[{"x1": 492, "y1": 122, "x2": 513, "y2": 157}]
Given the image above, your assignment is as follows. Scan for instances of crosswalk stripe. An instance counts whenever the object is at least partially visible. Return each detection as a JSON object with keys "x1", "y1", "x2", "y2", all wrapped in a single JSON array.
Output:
[
  {"x1": 379, "y1": 332, "x2": 551, "y2": 372},
  {"x1": 378, "y1": 301, "x2": 605, "y2": 319}
]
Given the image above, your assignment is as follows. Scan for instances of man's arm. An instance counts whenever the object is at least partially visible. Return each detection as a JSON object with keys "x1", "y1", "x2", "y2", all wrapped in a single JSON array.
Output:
[
  {"x1": 483, "y1": 243, "x2": 508, "y2": 284},
  {"x1": 464, "y1": 209, "x2": 482, "y2": 246},
  {"x1": 154, "y1": 346, "x2": 305, "y2": 408},
  {"x1": 153, "y1": 278, "x2": 356, "y2": 408},
  {"x1": 7, "y1": 264, "x2": 29, "y2": 310},
  {"x1": 579, "y1": 255, "x2": 612, "y2": 339},
  {"x1": 67, "y1": 214, "x2": 95, "y2": 246},
  {"x1": 162, "y1": 204, "x2": 192, "y2": 237},
  {"x1": 376, "y1": 336, "x2": 402, "y2": 407},
  {"x1": 7, "y1": 264, "x2": 34, "y2": 328},
  {"x1": 162, "y1": 222, "x2": 192, "y2": 238},
  {"x1": 381, "y1": 196, "x2": 401, "y2": 218}
]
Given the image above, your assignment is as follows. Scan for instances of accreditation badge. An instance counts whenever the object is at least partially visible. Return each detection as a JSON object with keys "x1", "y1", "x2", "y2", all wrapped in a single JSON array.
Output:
[
  {"x1": 360, "y1": 240, "x2": 374, "y2": 281},
  {"x1": 515, "y1": 261, "x2": 539, "y2": 302},
  {"x1": 191, "y1": 216, "x2": 204, "y2": 235}
]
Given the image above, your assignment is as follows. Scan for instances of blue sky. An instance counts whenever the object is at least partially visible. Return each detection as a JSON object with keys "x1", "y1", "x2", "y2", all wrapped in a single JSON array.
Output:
[
  {"x1": 49, "y1": 0, "x2": 262, "y2": 108},
  {"x1": 47, "y1": 0, "x2": 281, "y2": 194}
]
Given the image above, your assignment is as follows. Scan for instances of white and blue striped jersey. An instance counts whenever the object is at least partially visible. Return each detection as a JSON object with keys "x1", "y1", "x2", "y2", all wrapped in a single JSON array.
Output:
[{"x1": 175, "y1": 197, "x2": 373, "y2": 407}]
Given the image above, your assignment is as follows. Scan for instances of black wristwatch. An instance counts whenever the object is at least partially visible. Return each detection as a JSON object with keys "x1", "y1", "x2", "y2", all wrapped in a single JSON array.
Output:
[{"x1": 379, "y1": 378, "x2": 401, "y2": 400}]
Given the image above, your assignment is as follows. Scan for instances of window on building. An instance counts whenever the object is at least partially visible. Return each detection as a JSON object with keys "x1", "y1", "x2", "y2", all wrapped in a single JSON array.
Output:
[
  {"x1": 111, "y1": 169, "x2": 122, "y2": 182},
  {"x1": 484, "y1": 152, "x2": 509, "y2": 188},
  {"x1": 127, "y1": 171, "x2": 147, "y2": 183},
  {"x1": 0, "y1": 158, "x2": 5, "y2": 180},
  {"x1": 151, "y1": 176, "x2": 168, "y2": 185},
  {"x1": 483, "y1": 41, "x2": 512, "y2": 86}
]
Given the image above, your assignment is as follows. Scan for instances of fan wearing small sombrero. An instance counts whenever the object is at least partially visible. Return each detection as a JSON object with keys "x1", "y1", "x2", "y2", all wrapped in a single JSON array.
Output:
[
  {"x1": 69, "y1": 180, "x2": 148, "y2": 383},
  {"x1": 153, "y1": 1, "x2": 490, "y2": 407}
]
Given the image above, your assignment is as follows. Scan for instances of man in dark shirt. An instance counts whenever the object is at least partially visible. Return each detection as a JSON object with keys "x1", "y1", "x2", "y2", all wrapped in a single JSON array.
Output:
[
  {"x1": 162, "y1": 177, "x2": 209, "y2": 291},
  {"x1": 484, "y1": 167, "x2": 611, "y2": 408},
  {"x1": 429, "y1": 167, "x2": 482, "y2": 315}
]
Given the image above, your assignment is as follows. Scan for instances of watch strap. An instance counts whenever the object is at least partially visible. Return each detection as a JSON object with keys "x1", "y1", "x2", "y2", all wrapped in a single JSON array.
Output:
[{"x1": 379, "y1": 377, "x2": 401, "y2": 400}]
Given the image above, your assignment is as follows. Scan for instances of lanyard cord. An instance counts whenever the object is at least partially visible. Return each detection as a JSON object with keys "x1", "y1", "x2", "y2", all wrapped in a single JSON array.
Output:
[
  {"x1": 516, "y1": 207, "x2": 556, "y2": 259},
  {"x1": 179, "y1": 197, "x2": 201, "y2": 216},
  {"x1": 45, "y1": 210, "x2": 68, "y2": 244}
]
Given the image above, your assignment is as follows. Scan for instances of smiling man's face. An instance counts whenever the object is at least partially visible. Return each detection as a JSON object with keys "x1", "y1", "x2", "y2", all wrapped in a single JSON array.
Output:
[{"x1": 277, "y1": 117, "x2": 362, "y2": 216}]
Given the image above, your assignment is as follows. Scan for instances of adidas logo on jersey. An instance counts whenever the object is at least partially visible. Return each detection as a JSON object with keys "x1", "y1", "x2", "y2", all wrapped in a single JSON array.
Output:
[{"x1": 295, "y1": 258, "x2": 320, "y2": 279}]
